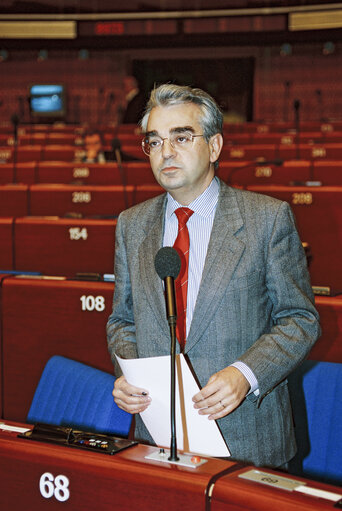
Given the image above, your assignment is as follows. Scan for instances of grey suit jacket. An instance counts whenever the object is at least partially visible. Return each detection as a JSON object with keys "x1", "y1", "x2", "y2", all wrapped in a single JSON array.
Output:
[{"x1": 107, "y1": 179, "x2": 320, "y2": 467}]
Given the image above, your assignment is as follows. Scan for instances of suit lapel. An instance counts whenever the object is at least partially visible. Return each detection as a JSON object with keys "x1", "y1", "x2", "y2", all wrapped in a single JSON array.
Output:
[
  {"x1": 138, "y1": 195, "x2": 171, "y2": 339},
  {"x1": 185, "y1": 183, "x2": 245, "y2": 352}
]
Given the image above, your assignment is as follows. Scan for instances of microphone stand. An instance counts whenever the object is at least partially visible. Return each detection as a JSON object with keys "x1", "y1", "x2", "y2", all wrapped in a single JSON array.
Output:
[
  {"x1": 11, "y1": 113, "x2": 19, "y2": 184},
  {"x1": 164, "y1": 276, "x2": 179, "y2": 462},
  {"x1": 112, "y1": 138, "x2": 129, "y2": 210},
  {"x1": 293, "y1": 99, "x2": 301, "y2": 160}
]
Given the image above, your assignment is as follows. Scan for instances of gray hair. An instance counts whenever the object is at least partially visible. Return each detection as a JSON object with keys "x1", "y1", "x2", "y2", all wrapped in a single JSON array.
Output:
[{"x1": 140, "y1": 83, "x2": 223, "y2": 142}]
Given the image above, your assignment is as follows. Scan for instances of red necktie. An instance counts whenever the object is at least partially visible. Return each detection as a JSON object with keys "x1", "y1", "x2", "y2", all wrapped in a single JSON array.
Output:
[{"x1": 173, "y1": 207, "x2": 194, "y2": 350}]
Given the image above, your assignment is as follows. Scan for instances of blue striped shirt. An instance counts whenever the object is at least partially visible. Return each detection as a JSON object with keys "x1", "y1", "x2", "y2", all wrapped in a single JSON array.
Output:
[{"x1": 163, "y1": 177, "x2": 258, "y2": 394}]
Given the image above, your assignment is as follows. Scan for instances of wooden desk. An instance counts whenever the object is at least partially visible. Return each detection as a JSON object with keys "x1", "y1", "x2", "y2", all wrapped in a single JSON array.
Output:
[{"x1": 0, "y1": 423, "x2": 340, "y2": 510}]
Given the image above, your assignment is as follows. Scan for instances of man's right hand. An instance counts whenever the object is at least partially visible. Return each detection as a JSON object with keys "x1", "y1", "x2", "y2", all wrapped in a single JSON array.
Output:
[{"x1": 113, "y1": 376, "x2": 151, "y2": 414}]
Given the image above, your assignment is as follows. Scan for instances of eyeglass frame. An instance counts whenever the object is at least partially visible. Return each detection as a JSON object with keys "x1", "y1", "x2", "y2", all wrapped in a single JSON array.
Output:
[{"x1": 141, "y1": 130, "x2": 205, "y2": 156}]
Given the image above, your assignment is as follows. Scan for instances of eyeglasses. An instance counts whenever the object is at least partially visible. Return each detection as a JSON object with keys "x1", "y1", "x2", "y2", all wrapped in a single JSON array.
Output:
[{"x1": 142, "y1": 131, "x2": 204, "y2": 156}]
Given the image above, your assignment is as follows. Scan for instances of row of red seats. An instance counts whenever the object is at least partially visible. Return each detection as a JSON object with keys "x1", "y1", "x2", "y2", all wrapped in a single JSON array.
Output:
[
  {"x1": 0, "y1": 184, "x2": 341, "y2": 291},
  {"x1": 1, "y1": 120, "x2": 341, "y2": 136},
  {"x1": 3, "y1": 131, "x2": 342, "y2": 148},
  {"x1": 0, "y1": 132, "x2": 142, "y2": 147},
  {"x1": 1, "y1": 160, "x2": 342, "y2": 187},
  {"x1": 245, "y1": 185, "x2": 342, "y2": 293},
  {"x1": 3, "y1": 142, "x2": 342, "y2": 163},
  {"x1": 0, "y1": 183, "x2": 163, "y2": 217},
  {"x1": 0, "y1": 161, "x2": 154, "y2": 186},
  {"x1": 224, "y1": 120, "x2": 342, "y2": 134},
  {"x1": 0, "y1": 216, "x2": 117, "y2": 276},
  {"x1": 0, "y1": 273, "x2": 340, "y2": 422}
]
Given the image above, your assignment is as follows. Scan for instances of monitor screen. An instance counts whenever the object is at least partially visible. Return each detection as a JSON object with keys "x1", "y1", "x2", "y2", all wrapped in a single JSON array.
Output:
[{"x1": 29, "y1": 84, "x2": 66, "y2": 117}]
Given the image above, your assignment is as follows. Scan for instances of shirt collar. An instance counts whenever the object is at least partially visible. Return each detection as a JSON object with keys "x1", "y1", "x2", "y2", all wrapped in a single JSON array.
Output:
[{"x1": 166, "y1": 176, "x2": 220, "y2": 220}]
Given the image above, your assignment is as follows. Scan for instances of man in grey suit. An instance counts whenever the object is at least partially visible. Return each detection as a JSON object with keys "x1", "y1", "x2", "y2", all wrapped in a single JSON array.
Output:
[{"x1": 107, "y1": 84, "x2": 320, "y2": 468}]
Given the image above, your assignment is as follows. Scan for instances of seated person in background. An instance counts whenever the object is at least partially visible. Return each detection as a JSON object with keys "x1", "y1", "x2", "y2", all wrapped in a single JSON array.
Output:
[
  {"x1": 81, "y1": 130, "x2": 107, "y2": 163},
  {"x1": 79, "y1": 129, "x2": 143, "y2": 163}
]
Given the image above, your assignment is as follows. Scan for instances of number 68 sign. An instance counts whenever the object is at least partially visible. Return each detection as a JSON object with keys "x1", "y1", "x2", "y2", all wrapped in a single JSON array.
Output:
[{"x1": 39, "y1": 472, "x2": 70, "y2": 502}]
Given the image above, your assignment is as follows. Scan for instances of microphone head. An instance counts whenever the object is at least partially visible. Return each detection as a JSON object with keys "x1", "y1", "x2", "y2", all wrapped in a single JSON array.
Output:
[{"x1": 154, "y1": 247, "x2": 181, "y2": 280}]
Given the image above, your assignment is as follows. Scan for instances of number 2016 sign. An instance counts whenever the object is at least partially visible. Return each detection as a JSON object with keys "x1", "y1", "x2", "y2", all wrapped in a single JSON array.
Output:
[{"x1": 39, "y1": 472, "x2": 70, "y2": 502}]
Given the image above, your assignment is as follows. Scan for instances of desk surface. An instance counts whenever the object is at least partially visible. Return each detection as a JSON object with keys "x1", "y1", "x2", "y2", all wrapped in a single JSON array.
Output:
[{"x1": 0, "y1": 422, "x2": 341, "y2": 511}]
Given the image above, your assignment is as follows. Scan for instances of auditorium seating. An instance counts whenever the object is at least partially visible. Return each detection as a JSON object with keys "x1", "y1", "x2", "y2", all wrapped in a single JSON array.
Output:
[
  {"x1": 246, "y1": 185, "x2": 342, "y2": 291},
  {"x1": 218, "y1": 160, "x2": 312, "y2": 187},
  {"x1": 312, "y1": 161, "x2": 342, "y2": 185},
  {"x1": 27, "y1": 355, "x2": 132, "y2": 436},
  {"x1": 221, "y1": 144, "x2": 276, "y2": 161},
  {"x1": 0, "y1": 184, "x2": 29, "y2": 217},
  {"x1": 37, "y1": 161, "x2": 124, "y2": 185},
  {"x1": 14, "y1": 217, "x2": 116, "y2": 276},
  {"x1": 288, "y1": 360, "x2": 342, "y2": 486},
  {"x1": 29, "y1": 184, "x2": 133, "y2": 217},
  {"x1": 41, "y1": 144, "x2": 83, "y2": 161},
  {"x1": 1, "y1": 275, "x2": 115, "y2": 421},
  {"x1": 0, "y1": 162, "x2": 37, "y2": 184},
  {"x1": 0, "y1": 219, "x2": 14, "y2": 270},
  {"x1": 309, "y1": 296, "x2": 342, "y2": 363}
]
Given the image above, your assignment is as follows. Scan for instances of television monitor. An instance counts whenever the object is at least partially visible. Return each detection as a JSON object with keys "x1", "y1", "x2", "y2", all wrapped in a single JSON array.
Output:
[{"x1": 29, "y1": 84, "x2": 66, "y2": 117}]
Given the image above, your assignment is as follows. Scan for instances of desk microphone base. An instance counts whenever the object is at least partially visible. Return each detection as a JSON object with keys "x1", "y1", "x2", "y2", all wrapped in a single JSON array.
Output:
[{"x1": 145, "y1": 448, "x2": 208, "y2": 468}]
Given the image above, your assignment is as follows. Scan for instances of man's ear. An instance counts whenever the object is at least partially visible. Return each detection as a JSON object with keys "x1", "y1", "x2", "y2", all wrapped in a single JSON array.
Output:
[{"x1": 209, "y1": 133, "x2": 223, "y2": 164}]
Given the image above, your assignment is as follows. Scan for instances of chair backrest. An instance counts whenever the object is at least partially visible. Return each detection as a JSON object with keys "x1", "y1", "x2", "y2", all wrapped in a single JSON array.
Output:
[
  {"x1": 288, "y1": 360, "x2": 342, "y2": 486},
  {"x1": 27, "y1": 355, "x2": 132, "y2": 437}
]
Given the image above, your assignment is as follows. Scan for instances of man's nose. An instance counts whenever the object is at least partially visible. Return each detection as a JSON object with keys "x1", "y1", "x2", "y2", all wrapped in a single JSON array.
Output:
[{"x1": 161, "y1": 138, "x2": 176, "y2": 158}]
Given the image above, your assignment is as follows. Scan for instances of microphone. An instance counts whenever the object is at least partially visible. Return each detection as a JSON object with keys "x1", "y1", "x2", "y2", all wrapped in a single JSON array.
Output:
[
  {"x1": 154, "y1": 246, "x2": 181, "y2": 462},
  {"x1": 293, "y1": 99, "x2": 301, "y2": 159},
  {"x1": 155, "y1": 247, "x2": 181, "y2": 327},
  {"x1": 11, "y1": 113, "x2": 19, "y2": 144},
  {"x1": 111, "y1": 137, "x2": 122, "y2": 167}
]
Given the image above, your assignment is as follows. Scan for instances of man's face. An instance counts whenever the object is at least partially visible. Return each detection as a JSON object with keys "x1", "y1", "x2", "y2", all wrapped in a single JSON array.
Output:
[
  {"x1": 84, "y1": 134, "x2": 102, "y2": 158},
  {"x1": 146, "y1": 103, "x2": 222, "y2": 204}
]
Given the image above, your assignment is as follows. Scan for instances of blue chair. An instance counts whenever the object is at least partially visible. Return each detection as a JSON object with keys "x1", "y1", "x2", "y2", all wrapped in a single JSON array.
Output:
[
  {"x1": 288, "y1": 360, "x2": 342, "y2": 486},
  {"x1": 27, "y1": 355, "x2": 132, "y2": 437}
]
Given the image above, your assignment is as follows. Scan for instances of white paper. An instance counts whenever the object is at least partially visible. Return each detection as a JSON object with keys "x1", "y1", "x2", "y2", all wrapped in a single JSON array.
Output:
[
  {"x1": 116, "y1": 353, "x2": 230, "y2": 457},
  {"x1": 0, "y1": 423, "x2": 31, "y2": 434}
]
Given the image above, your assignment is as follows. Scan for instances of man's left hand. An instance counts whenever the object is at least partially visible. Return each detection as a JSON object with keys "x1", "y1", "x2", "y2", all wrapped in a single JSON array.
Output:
[{"x1": 192, "y1": 366, "x2": 250, "y2": 420}]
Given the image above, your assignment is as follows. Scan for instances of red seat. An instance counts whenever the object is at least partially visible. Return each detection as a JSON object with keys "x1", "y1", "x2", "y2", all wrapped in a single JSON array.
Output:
[
  {"x1": 37, "y1": 162, "x2": 123, "y2": 185},
  {"x1": 16, "y1": 145, "x2": 42, "y2": 162},
  {"x1": 125, "y1": 162, "x2": 155, "y2": 185},
  {"x1": 41, "y1": 145, "x2": 82, "y2": 161},
  {"x1": 0, "y1": 219, "x2": 14, "y2": 270},
  {"x1": 0, "y1": 162, "x2": 37, "y2": 185},
  {"x1": 0, "y1": 184, "x2": 29, "y2": 217},
  {"x1": 313, "y1": 161, "x2": 342, "y2": 185},
  {"x1": 1, "y1": 276, "x2": 115, "y2": 421},
  {"x1": 132, "y1": 184, "x2": 164, "y2": 204},
  {"x1": 14, "y1": 217, "x2": 116, "y2": 276},
  {"x1": 246, "y1": 185, "x2": 342, "y2": 290},
  {"x1": 29, "y1": 183, "x2": 133, "y2": 216},
  {"x1": 46, "y1": 133, "x2": 81, "y2": 145},
  {"x1": 309, "y1": 296, "x2": 342, "y2": 363},
  {"x1": 218, "y1": 160, "x2": 311, "y2": 187},
  {"x1": 221, "y1": 144, "x2": 276, "y2": 161}
]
